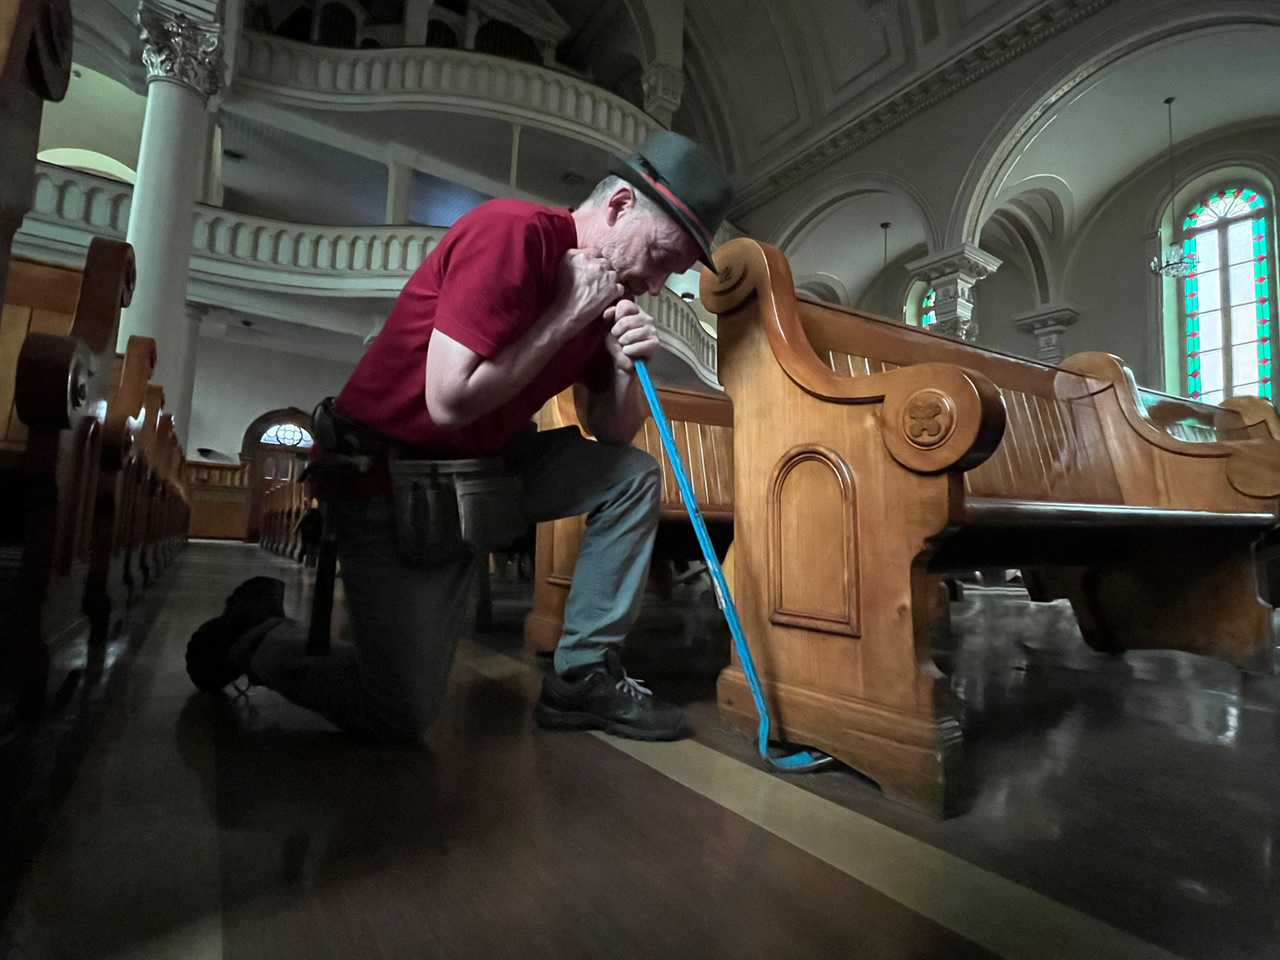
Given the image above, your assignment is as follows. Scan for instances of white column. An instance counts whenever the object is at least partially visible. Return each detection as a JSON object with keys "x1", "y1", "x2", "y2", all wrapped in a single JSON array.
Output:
[
  {"x1": 403, "y1": 0, "x2": 433, "y2": 45},
  {"x1": 170, "y1": 302, "x2": 206, "y2": 441},
  {"x1": 906, "y1": 243, "x2": 1002, "y2": 342},
  {"x1": 118, "y1": 0, "x2": 224, "y2": 449},
  {"x1": 385, "y1": 160, "x2": 412, "y2": 224}
]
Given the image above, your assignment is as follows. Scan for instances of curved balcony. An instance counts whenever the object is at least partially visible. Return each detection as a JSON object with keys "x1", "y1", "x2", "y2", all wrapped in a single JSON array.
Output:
[
  {"x1": 16, "y1": 164, "x2": 718, "y2": 386},
  {"x1": 235, "y1": 32, "x2": 660, "y2": 155}
]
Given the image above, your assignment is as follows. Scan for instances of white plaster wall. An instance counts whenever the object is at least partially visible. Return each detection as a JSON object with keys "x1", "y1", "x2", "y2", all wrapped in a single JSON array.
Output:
[
  {"x1": 972, "y1": 259, "x2": 1036, "y2": 358},
  {"x1": 188, "y1": 337, "x2": 357, "y2": 459}
]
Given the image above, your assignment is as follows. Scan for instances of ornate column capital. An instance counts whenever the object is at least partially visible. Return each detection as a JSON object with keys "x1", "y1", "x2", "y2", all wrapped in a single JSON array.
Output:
[
  {"x1": 138, "y1": 0, "x2": 225, "y2": 101},
  {"x1": 1013, "y1": 304, "x2": 1080, "y2": 365},
  {"x1": 906, "y1": 242, "x2": 1002, "y2": 285},
  {"x1": 642, "y1": 61, "x2": 684, "y2": 125},
  {"x1": 906, "y1": 243, "x2": 1002, "y2": 342}
]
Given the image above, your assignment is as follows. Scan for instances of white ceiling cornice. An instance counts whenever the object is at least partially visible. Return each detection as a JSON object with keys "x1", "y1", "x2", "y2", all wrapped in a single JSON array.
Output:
[{"x1": 728, "y1": 0, "x2": 1120, "y2": 218}]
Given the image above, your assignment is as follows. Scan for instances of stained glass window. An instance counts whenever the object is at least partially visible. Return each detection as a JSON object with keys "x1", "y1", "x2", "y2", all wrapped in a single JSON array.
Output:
[
  {"x1": 260, "y1": 423, "x2": 313, "y2": 447},
  {"x1": 918, "y1": 287, "x2": 937, "y2": 327},
  {"x1": 1181, "y1": 187, "x2": 1272, "y2": 403}
]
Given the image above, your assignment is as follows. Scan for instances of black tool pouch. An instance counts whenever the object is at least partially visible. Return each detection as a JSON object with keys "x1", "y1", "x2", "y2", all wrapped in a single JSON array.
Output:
[{"x1": 388, "y1": 454, "x2": 524, "y2": 566}]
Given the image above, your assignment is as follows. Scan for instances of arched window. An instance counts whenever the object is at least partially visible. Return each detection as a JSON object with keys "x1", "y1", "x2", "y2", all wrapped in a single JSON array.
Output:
[
  {"x1": 904, "y1": 282, "x2": 937, "y2": 327},
  {"x1": 1180, "y1": 187, "x2": 1273, "y2": 403},
  {"x1": 260, "y1": 422, "x2": 313, "y2": 447}
]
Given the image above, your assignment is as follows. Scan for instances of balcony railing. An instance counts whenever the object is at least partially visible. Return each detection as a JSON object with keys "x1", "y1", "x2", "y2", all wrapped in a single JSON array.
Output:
[{"x1": 235, "y1": 31, "x2": 659, "y2": 155}]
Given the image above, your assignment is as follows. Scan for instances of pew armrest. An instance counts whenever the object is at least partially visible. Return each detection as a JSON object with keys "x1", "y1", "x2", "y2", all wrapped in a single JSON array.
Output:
[
  {"x1": 1058, "y1": 351, "x2": 1280, "y2": 499},
  {"x1": 703, "y1": 236, "x2": 1006, "y2": 475}
]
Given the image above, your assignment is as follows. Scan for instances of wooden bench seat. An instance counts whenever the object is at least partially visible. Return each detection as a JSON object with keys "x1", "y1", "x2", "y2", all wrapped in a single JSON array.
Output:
[
  {"x1": 524, "y1": 384, "x2": 733, "y2": 653},
  {"x1": 702, "y1": 238, "x2": 1280, "y2": 817}
]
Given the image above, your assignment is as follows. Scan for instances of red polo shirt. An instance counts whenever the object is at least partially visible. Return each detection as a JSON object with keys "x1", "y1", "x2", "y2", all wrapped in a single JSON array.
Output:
[{"x1": 336, "y1": 198, "x2": 613, "y2": 458}]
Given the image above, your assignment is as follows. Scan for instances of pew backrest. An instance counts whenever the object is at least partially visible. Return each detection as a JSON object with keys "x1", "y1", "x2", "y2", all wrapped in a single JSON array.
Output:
[{"x1": 539, "y1": 383, "x2": 733, "y2": 520}]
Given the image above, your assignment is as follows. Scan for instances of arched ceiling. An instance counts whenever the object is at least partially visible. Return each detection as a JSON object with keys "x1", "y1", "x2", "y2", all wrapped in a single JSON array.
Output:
[
  {"x1": 985, "y1": 22, "x2": 1280, "y2": 240},
  {"x1": 784, "y1": 190, "x2": 928, "y2": 306}
]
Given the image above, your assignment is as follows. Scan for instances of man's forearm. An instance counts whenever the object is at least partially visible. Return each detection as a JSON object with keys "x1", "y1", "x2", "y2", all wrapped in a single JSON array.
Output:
[{"x1": 426, "y1": 311, "x2": 572, "y2": 428}]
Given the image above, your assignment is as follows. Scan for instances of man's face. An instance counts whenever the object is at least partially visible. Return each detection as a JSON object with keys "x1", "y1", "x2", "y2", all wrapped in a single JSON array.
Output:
[{"x1": 599, "y1": 203, "x2": 701, "y2": 298}]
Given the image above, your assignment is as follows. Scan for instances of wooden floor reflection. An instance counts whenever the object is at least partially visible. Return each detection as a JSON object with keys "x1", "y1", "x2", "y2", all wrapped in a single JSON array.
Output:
[{"x1": 2, "y1": 543, "x2": 1279, "y2": 959}]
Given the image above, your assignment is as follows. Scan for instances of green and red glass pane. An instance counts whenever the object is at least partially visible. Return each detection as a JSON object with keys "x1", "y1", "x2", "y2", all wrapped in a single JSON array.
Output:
[
  {"x1": 1183, "y1": 186, "x2": 1265, "y2": 231},
  {"x1": 1182, "y1": 188, "x2": 1271, "y2": 402},
  {"x1": 921, "y1": 287, "x2": 936, "y2": 327}
]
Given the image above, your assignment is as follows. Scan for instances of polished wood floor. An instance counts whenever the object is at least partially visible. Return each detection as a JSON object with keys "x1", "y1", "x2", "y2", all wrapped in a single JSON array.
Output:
[{"x1": 2, "y1": 543, "x2": 1279, "y2": 959}]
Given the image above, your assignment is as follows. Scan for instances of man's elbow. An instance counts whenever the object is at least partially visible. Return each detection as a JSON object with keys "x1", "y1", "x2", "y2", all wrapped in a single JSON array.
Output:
[{"x1": 425, "y1": 391, "x2": 476, "y2": 431}]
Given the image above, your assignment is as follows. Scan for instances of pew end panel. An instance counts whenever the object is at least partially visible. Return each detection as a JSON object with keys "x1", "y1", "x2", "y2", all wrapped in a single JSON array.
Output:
[{"x1": 703, "y1": 237, "x2": 1280, "y2": 817}]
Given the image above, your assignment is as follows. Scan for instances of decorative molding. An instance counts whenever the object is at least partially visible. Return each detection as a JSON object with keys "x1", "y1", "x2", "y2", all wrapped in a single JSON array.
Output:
[
  {"x1": 1014, "y1": 304, "x2": 1080, "y2": 364},
  {"x1": 729, "y1": 0, "x2": 1120, "y2": 217},
  {"x1": 768, "y1": 445, "x2": 860, "y2": 637},
  {"x1": 234, "y1": 31, "x2": 659, "y2": 154},
  {"x1": 902, "y1": 390, "x2": 957, "y2": 450},
  {"x1": 907, "y1": 243, "x2": 1002, "y2": 342},
  {"x1": 638, "y1": 288, "x2": 719, "y2": 390},
  {"x1": 138, "y1": 0, "x2": 225, "y2": 101},
  {"x1": 642, "y1": 61, "x2": 684, "y2": 122},
  {"x1": 16, "y1": 163, "x2": 717, "y2": 383}
]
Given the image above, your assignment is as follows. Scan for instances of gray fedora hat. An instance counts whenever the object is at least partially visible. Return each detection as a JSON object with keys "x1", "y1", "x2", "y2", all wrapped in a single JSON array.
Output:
[{"x1": 608, "y1": 131, "x2": 733, "y2": 270}]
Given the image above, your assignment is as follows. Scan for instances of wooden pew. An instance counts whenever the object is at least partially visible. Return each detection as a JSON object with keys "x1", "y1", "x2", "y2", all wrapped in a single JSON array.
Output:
[
  {"x1": 260, "y1": 477, "x2": 305, "y2": 558},
  {"x1": 83, "y1": 335, "x2": 155, "y2": 642},
  {"x1": 0, "y1": 238, "x2": 134, "y2": 720},
  {"x1": 149, "y1": 412, "x2": 189, "y2": 575},
  {"x1": 186, "y1": 461, "x2": 251, "y2": 540},
  {"x1": 524, "y1": 384, "x2": 733, "y2": 653},
  {"x1": 702, "y1": 238, "x2": 1280, "y2": 817},
  {"x1": 0, "y1": 0, "x2": 72, "y2": 305}
]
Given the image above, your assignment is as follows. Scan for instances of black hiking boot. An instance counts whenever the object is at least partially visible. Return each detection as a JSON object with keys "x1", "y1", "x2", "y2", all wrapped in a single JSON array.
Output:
[
  {"x1": 185, "y1": 577, "x2": 286, "y2": 692},
  {"x1": 533, "y1": 649, "x2": 690, "y2": 741}
]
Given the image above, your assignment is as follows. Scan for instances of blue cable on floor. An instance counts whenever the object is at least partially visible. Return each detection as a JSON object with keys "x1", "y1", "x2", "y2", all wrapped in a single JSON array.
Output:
[{"x1": 634, "y1": 358, "x2": 835, "y2": 773}]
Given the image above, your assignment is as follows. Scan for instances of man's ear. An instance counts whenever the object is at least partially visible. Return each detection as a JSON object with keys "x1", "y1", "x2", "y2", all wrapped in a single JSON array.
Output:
[{"x1": 605, "y1": 184, "x2": 637, "y2": 225}]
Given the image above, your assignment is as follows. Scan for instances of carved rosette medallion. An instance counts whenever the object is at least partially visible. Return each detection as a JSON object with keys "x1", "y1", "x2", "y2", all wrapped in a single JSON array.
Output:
[
  {"x1": 902, "y1": 389, "x2": 956, "y2": 449},
  {"x1": 138, "y1": 0, "x2": 224, "y2": 101}
]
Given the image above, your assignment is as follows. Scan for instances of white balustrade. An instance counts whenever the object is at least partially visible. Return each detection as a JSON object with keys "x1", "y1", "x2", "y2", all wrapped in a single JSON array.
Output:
[
  {"x1": 18, "y1": 163, "x2": 718, "y2": 382},
  {"x1": 235, "y1": 31, "x2": 658, "y2": 154}
]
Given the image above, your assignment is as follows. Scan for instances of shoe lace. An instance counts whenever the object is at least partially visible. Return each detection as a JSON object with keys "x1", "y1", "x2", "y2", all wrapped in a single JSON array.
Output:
[{"x1": 613, "y1": 672, "x2": 652, "y2": 701}]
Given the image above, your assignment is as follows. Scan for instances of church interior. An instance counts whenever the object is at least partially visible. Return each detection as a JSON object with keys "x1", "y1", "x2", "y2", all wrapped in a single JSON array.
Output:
[{"x1": 3, "y1": 0, "x2": 1280, "y2": 956}]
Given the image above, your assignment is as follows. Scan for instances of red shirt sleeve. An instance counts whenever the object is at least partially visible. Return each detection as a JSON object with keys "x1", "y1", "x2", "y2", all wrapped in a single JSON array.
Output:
[{"x1": 433, "y1": 207, "x2": 563, "y2": 360}]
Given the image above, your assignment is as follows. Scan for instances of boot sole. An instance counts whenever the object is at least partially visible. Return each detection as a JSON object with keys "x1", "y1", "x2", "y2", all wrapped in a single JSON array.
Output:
[{"x1": 533, "y1": 702, "x2": 690, "y2": 742}]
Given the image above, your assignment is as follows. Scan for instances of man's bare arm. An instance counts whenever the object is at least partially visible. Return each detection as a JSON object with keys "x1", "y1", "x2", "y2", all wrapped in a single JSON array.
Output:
[{"x1": 425, "y1": 249, "x2": 622, "y2": 429}]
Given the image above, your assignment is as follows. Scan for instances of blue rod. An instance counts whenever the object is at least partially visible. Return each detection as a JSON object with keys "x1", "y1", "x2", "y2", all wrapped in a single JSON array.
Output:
[{"x1": 634, "y1": 358, "x2": 834, "y2": 773}]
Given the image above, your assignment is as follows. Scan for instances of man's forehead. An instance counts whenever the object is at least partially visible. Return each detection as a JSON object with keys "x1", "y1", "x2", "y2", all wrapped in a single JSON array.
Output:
[{"x1": 653, "y1": 214, "x2": 701, "y2": 261}]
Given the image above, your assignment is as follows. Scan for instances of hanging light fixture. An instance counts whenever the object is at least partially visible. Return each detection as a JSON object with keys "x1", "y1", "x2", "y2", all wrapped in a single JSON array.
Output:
[
  {"x1": 881, "y1": 221, "x2": 890, "y2": 267},
  {"x1": 1149, "y1": 96, "x2": 1198, "y2": 278}
]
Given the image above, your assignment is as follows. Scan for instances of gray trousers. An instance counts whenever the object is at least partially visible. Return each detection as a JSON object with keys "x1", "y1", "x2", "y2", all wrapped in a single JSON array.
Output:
[{"x1": 234, "y1": 426, "x2": 661, "y2": 742}]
